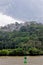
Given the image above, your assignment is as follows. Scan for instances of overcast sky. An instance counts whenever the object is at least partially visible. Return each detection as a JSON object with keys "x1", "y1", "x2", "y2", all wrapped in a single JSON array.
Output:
[{"x1": 0, "y1": 0, "x2": 43, "y2": 26}]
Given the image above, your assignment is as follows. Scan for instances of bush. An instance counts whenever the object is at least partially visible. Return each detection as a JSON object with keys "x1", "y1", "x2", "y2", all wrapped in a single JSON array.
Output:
[
  {"x1": 29, "y1": 48, "x2": 41, "y2": 55},
  {"x1": 16, "y1": 48, "x2": 24, "y2": 56},
  {"x1": 0, "y1": 50, "x2": 9, "y2": 56},
  {"x1": 0, "y1": 48, "x2": 43, "y2": 56},
  {"x1": 9, "y1": 48, "x2": 24, "y2": 56},
  {"x1": 9, "y1": 49, "x2": 17, "y2": 56}
]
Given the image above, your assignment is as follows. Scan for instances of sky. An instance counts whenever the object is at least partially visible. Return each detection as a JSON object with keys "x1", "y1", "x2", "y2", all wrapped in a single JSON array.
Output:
[
  {"x1": 0, "y1": 0, "x2": 43, "y2": 26},
  {"x1": 0, "y1": 13, "x2": 23, "y2": 26}
]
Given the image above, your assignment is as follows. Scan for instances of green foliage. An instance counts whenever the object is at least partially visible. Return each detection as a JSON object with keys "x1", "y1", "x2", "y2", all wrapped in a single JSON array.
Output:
[
  {"x1": 8, "y1": 48, "x2": 24, "y2": 56},
  {"x1": 0, "y1": 50, "x2": 9, "y2": 56},
  {"x1": 0, "y1": 22, "x2": 43, "y2": 55},
  {"x1": 29, "y1": 48, "x2": 41, "y2": 55}
]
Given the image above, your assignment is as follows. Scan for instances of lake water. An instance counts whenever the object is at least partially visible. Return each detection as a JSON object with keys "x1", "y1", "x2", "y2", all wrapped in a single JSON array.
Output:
[{"x1": 0, "y1": 56, "x2": 43, "y2": 65}]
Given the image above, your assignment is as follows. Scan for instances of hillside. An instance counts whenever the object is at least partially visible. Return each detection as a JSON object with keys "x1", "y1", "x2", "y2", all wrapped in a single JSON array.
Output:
[{"x1": 0, "y1": 21, "x2": 43, "y2": 55}]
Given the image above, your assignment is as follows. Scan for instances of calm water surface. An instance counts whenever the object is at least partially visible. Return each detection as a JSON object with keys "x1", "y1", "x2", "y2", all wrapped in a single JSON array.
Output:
[{"x1": 0, "y1": 56, "x2": 43, "y2": 65}]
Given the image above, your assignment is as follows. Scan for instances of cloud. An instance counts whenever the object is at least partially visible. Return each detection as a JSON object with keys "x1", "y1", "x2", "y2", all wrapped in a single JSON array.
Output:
[
  {"x1": 0, "y1": 0, "x2": 43, "y2": 22},
  {"x1": 0, "y1": 13, "x2": 23, "y2": 26}
]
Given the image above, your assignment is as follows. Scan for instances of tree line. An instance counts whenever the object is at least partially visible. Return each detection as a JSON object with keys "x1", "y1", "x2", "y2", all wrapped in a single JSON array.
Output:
[{"x1": 0, "y1": 22, "x2": 43, "y2": 55}]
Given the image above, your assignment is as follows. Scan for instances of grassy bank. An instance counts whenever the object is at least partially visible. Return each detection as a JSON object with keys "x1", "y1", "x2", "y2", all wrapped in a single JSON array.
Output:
[{"x1": 0, "y1": 48, "x2": 43, "y2": 56}]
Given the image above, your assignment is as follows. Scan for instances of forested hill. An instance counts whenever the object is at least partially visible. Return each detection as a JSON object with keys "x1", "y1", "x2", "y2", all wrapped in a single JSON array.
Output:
[
  {"x1": 0, "y1": 21, "x2": 43, "y2": 55},
  {"x1": 0, "y1": 21, "x2": 41, "y2": 32}
]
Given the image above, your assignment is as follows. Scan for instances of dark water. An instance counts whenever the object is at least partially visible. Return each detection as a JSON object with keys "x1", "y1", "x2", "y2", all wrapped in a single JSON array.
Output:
[{"x1": 0, "y1": 56, "x2": 43, "y2": 65}]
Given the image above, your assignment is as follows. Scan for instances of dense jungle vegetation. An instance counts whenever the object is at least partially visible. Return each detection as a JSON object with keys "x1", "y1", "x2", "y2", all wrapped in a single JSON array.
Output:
[{"x1": 0, "y1": 22, "x2": 43, "y2": 56}]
